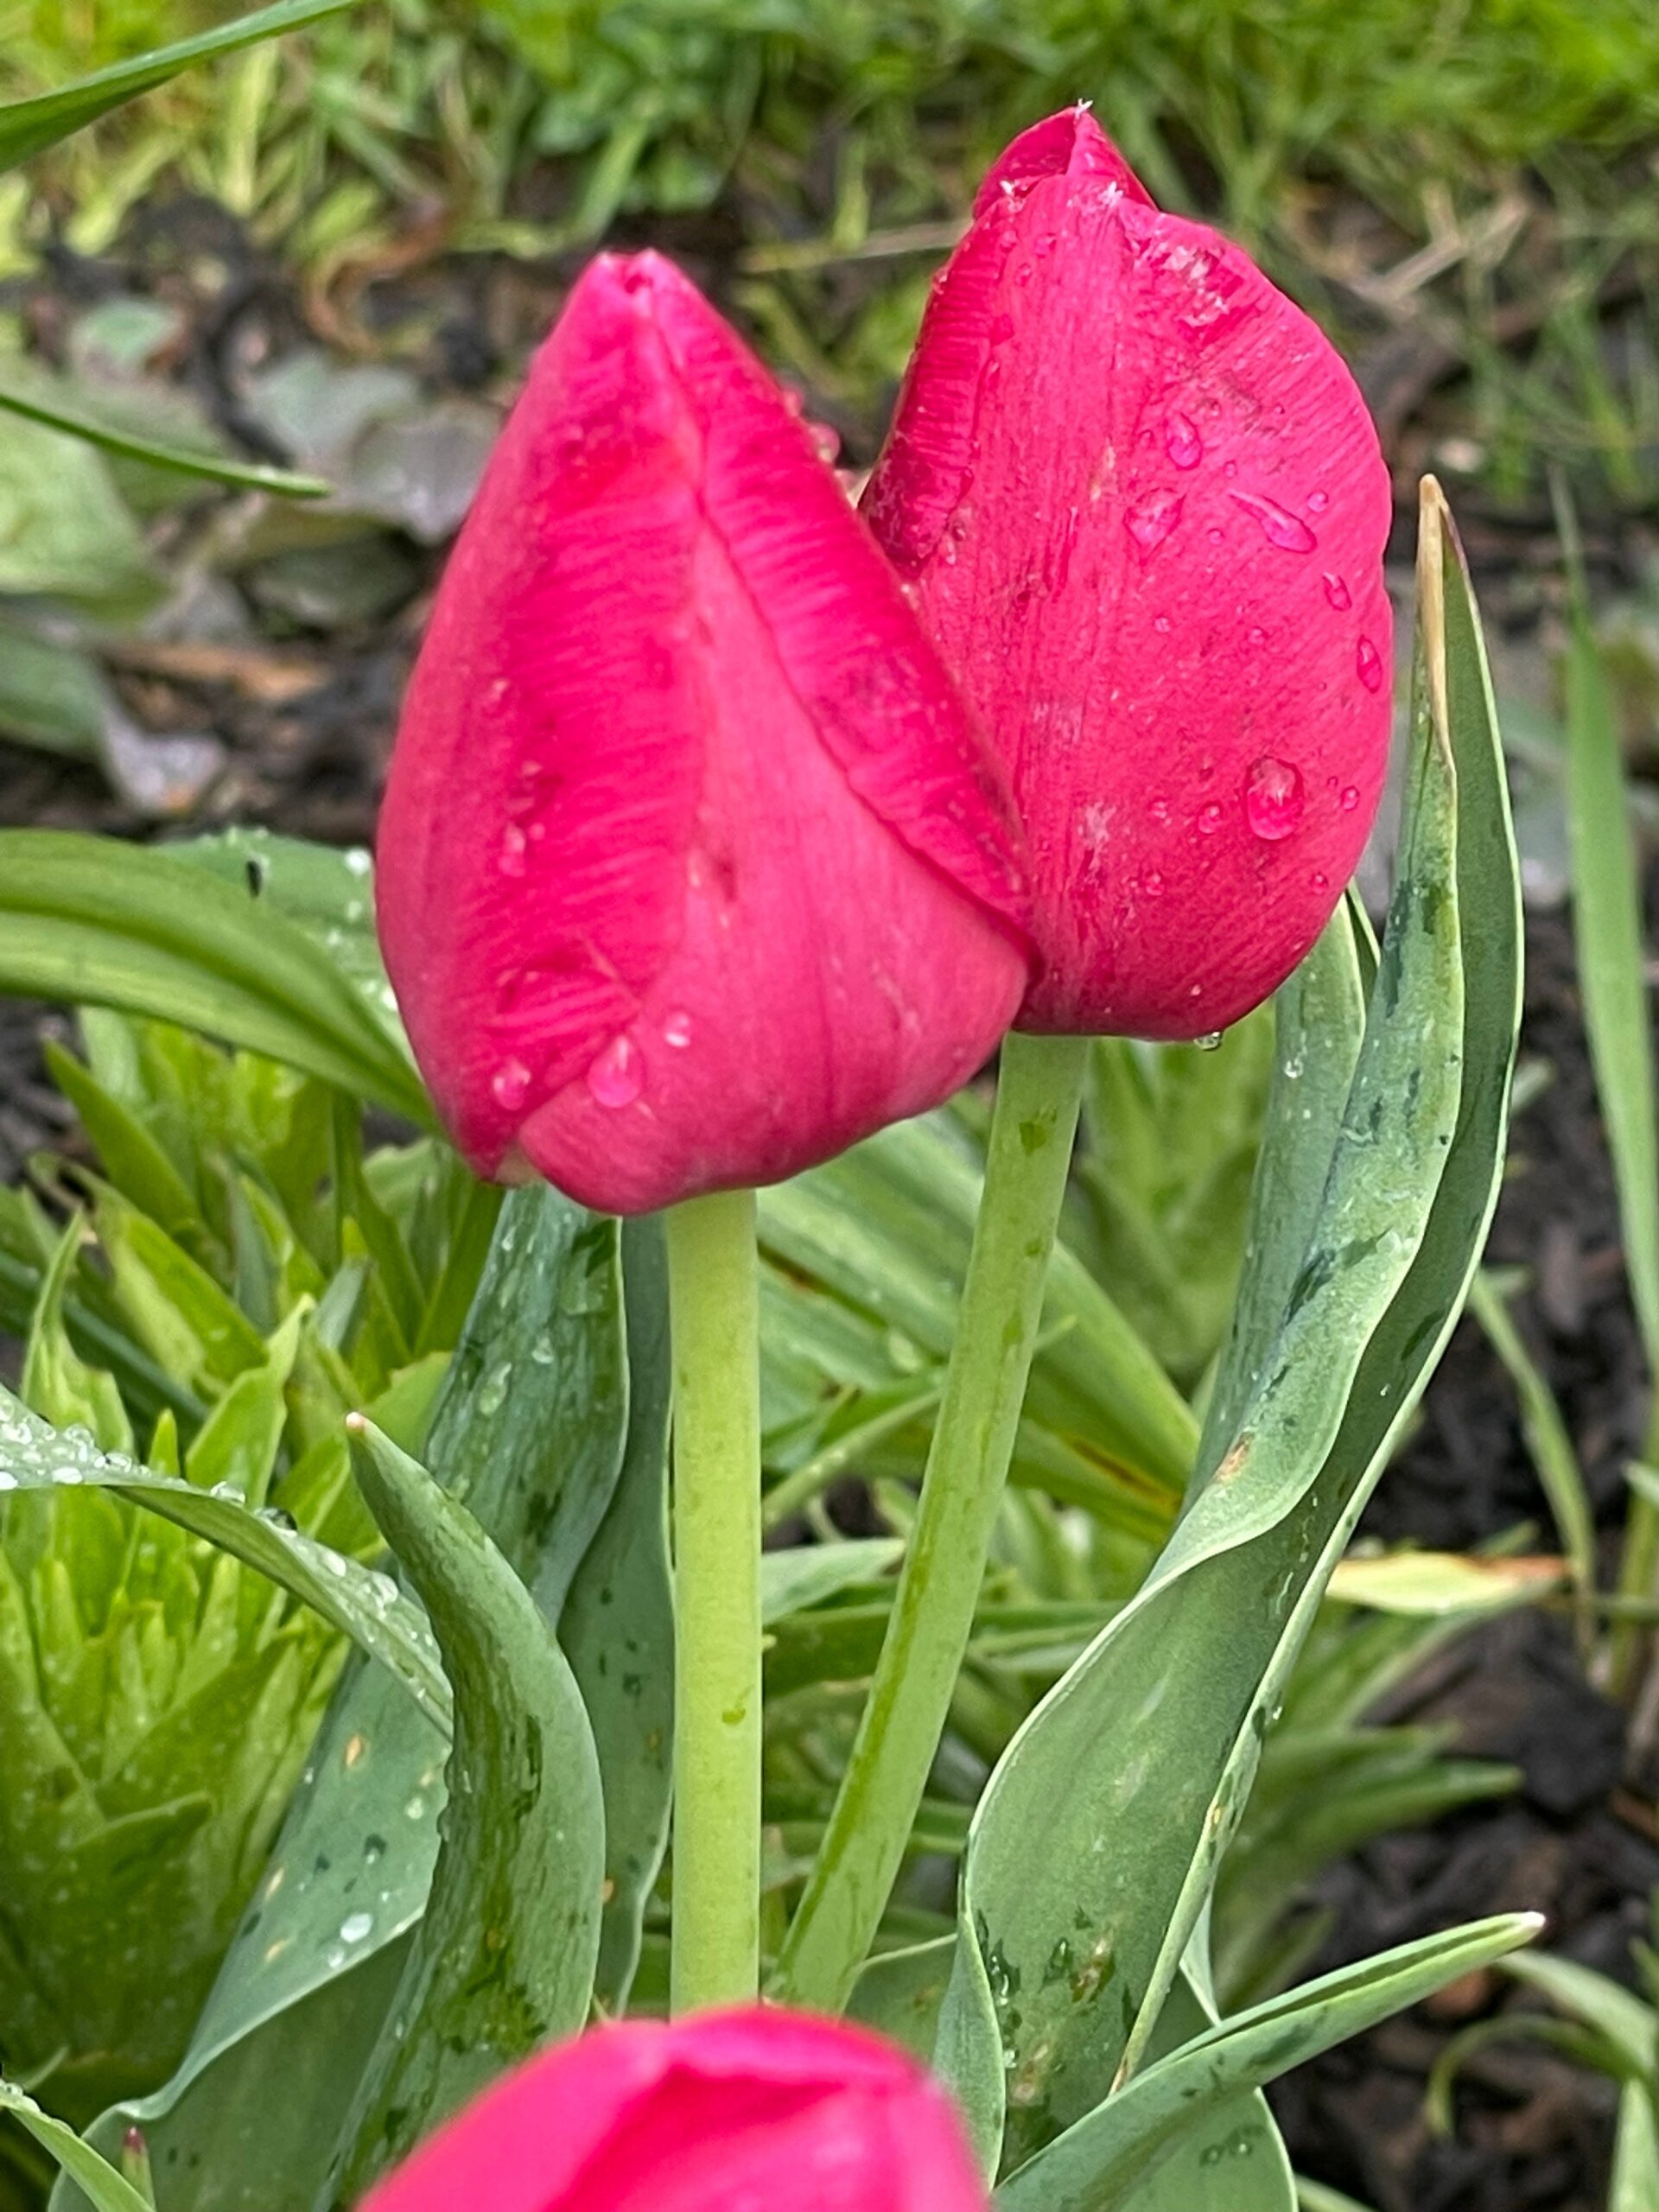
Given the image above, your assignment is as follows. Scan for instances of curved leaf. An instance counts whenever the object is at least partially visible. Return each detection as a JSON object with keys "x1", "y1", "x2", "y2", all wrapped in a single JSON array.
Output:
[
  {"x1": 0, "y1": 0, "x2": 351, "y2": 169},
  {"x1": 326, "y1": 1421, "x2": 604, "y2": 2199},
  {"x1": 0, "y1": 832, "x2": 429, "y2": 1124},
  {"x1": 0, "y1": 1389, "x2": 449, "y2": 1732},
  {"x1": 995, "y1": 1916, "x2": 1539, "y2": 2211}
]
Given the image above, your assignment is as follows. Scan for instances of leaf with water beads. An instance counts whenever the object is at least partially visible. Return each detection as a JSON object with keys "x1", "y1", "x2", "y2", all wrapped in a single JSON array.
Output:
[{"x1": 0, "y1": 1391, "x2": 451, "y2": 1733}]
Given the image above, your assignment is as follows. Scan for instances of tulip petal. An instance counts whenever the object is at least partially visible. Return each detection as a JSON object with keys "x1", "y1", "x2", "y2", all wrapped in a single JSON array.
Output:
[
  {"x1": 378, "y1": 254, "x2": 1028, "y2": 1211},
  {"x1": 865, "y1": 109, "x2": 1394, "y2": 1039},
  {"x1": 360, "y1": 2007, "x2": 987, "y2": 2212}
]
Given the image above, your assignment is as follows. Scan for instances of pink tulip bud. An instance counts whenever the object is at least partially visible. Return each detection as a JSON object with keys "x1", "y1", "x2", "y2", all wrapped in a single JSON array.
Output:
[
  {"x1": 864, "y1": 107, "x2": 1394, "y2": 1039},
  {"x1": 359, "y1": 2005, "x2": 988, "y2": 2212},
  {"x1": 378, "y1": 253, "x2": 1029, "y2": 1214}
]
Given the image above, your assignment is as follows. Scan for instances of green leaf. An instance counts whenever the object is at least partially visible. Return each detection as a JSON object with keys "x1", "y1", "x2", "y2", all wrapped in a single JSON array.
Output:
[
  {"x1": 59, "y1": 1192, "x2": 633, "y2": 2211},
  {"x1": 1503, "y1": 1949, "x2": 1658, "y2": 2075},
  {"x1": 327, "y1": 1421, "x2": 604, "y2": 2199},
  {"x1": 942, "y1": 480, "x2": 1522, "y2": 2171},
  {"x1": 0, "y1": 1388, "x2": 449, "y2": 1733},
  {"x1": 1561, "y1": 553, "x2": 1659, "y2": 1370},
  {"x1": 562, "y1": 1218, "x2": 675, "y2": 2011},
  {"x1": 1613, "y1": 2082, "x2": 1659, "y2": 2212},
  {"x1": 0, "y1": 833, "x2": 429, "y2": 1125},
  {"x1": 760, "y1": 1539, "x2": 902, "y2": 1621},
  {"x1": 1467, "y1": 1272, "x2": 1595, "y2": 1607},
  {"x1": 0, "y1": 2082, "x2": 148, "y2": 2212},
  {"x1": 0, "y1": 380, "x2": 331, "y2": 499},
  {"x1": 760, "y1": 1112, "x2": 1196, "y2": 1533},
  {"x1": 1112, "y1": 1978, "x2": 1294, "y2": 2212},
  {"x1": 0, "y1": 0, "x2": 353, "y2": 169},
  {"x1": 995, "y1": 1916, "x2": 1540, "y2": 2211}
]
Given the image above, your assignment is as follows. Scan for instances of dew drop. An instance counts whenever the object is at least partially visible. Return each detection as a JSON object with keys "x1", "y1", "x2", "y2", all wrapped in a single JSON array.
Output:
[
  {"x1": 1148, "y1": 796, "x2": 1171, "y2": 825},
  {"x1": 662, "y1": 1010, "x2": 693, "y2": 1049},
  {"x1": 587, "y1": 1034, "x2": 643, "y2": 1109},
  {"x1": 1340, "y1": 784, "x2": 1361, "y2": 811},
  {"x1": 1163, "y1": 412, "x2": 1203, "y2": 469},
  {"x1": 1124, "y1": 486, "x2": 1183, "y2": 552},
  {"x1": 340, "y1": 1911, "x2": 373, "y2": 1944},
  {"x1": 1198, "y1": 801, "x2": 1225, "y2": 836},
  {"x1": 1356, "y1": 635, "x2": 1385, "y2": 692},
  {"x1": 1230, "y1": 490, "x2": 1317, "y2": 553},
  {"x1": 1322, "y1": 572, "x2": 1351, "y2": 611},
  {"x1": 1243, "y1": 756, "x2": 1305, "y2": 841},
  {"x1": 1194, "y1": 1030, "x2": 1224, "y2": 1052},
  {"x1": 498, "y1": 823, "x2": 528, "y2": 878},
  {"x1": 491, "y1": 1058, "x2": 531, "y2": 1111},
  {"x1": 1141, "y1": 868, "x2": 1166, "y2": 897},
  {"x1": 1306, "y1": 488, "x2": 1330, "y2": 512}
]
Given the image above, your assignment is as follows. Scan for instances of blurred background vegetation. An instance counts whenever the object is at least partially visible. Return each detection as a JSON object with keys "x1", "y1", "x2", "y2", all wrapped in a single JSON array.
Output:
[{"x1": 5, "y1": 0, "x2": 1659, "y2": 514}]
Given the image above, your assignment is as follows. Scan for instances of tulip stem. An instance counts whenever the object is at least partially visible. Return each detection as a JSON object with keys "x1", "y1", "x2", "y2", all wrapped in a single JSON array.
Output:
[
  {"x1": 775, "y1": 1030, "x2": 1090, "y2": 2014},
  {"x1": 666, "y1": 1185, "x2": 763, "y2": 2014}
]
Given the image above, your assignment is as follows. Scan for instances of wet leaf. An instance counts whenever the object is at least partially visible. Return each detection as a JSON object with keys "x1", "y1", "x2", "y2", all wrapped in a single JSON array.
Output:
[{"x1": 326, "y1": 1421, "x2": 603, "y2": 2199}]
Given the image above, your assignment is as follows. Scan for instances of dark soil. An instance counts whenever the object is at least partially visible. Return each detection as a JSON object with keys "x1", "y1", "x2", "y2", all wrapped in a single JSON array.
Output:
[{"x1": 5, "y1": 194, "x2": 1658, "y2": 2212}]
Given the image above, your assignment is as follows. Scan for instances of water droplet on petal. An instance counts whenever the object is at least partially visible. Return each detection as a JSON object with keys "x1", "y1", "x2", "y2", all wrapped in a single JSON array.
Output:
[
  {"x1": 587, "y1": 1035, "x2": 643, "y2": 1109},
  {"x1": 491, "y1": 1058, "x2": 531, "y2": 1111},
  {"x1": 1323, "y1": 572, "x2": 1351, "y2": 611},
  {"x1": 1340, "y1": 784, "x2": 1361, "y2": 811},
  {"x1": 1194, "y1": 1030, "x2": 1224, "y2": 1052},
  {"x1": 1198, "y1": 801, "x2": 1225, "y2": 836},
  {"x1": 1306, "y1": 488, "x2": 1330, "y2": 512},
  {"x1": 498, "y1": 823, "x2": 528, "y2": 877},
  {"x1": 1125, "y1": 487, "x2": 1183, "y2": 552},
  {"x1": 1141, "y1": 868, "x2": 1165, "y2": 897},
  {"x1": 1244, "y1": 756, "x2": 1305, "y2": 841},
  {"x1": 1230, "y1": 490, "x2": 1317, "y2": 553},
  {"x1": 1356, "y1": 635, "x2": 1385, "y2": 692},
  {"x1": 662, "y1": 1010, "x2": 693, "y2": 1049},
  {"x1": 1164, "y1": 412, "x2": 1203, "y2": 469}
]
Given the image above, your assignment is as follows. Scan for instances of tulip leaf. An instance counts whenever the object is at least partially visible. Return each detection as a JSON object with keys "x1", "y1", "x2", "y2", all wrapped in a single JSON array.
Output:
[
  {"x1": 1109, "y1": 1977, "x2": 1294, "y2": 2212},
  {"x1": 994, "y1": 1916, "x2": 1540, "y2": 2211},
  {"x1": 0, "y1": 2082, "x2": 149, "y2": 2212},
  {"x1": 167, "y1": 830, "x2": 403, "y2": 1044},
  {"x1": 941, "y1": 480, "x2": 1521, "y2": 2174},
  {"x1": 326, "y1": 1421, "x2": 605, "y2": 2201},
  {"x1": 0, "y1": 1388, "x2": 450, "y2": 1732},
  {"x1": 0, "y1": 381, "x2": 331, "y2": 499},
  {"x1": 0, "y1": 832, "x2": 430, "y2": 1125},
  {"x1": 562, "y1": 1219, "x2": 676, "y2": 2011},
  {"x1": 58, "y1": 1191, "x2": 638, "y2": 2212},
  {"x1": 0, "y1": 0, "x2": 352, "y2": 169}
]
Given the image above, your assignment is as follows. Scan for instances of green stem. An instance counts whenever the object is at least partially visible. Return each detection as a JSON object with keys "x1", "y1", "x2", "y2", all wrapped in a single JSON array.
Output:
[
  {"x1": 666, "y1": 1185, "x2": 762, "y2": 2013},
  {"x1": 775, "y1": 1030, "x2": 1090, "y2": 2013}
]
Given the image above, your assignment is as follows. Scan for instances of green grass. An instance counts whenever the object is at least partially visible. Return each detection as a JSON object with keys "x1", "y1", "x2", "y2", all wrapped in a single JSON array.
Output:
[{"x1": 8, "y1": 0, "x2": 1659, "y2": 506}]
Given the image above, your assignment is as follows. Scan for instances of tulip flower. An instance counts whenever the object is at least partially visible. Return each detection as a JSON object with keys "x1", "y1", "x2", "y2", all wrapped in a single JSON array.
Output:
[
  {"x1": 376, "y1": 251, "x2": 1029, "y2": 1219},
  {"x1": 863, "y1": 105, "x2": 1394, "y2": 1039},
  {"x1": 359, "y1": 2005, "x2": 988, "y2": 2212}
]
